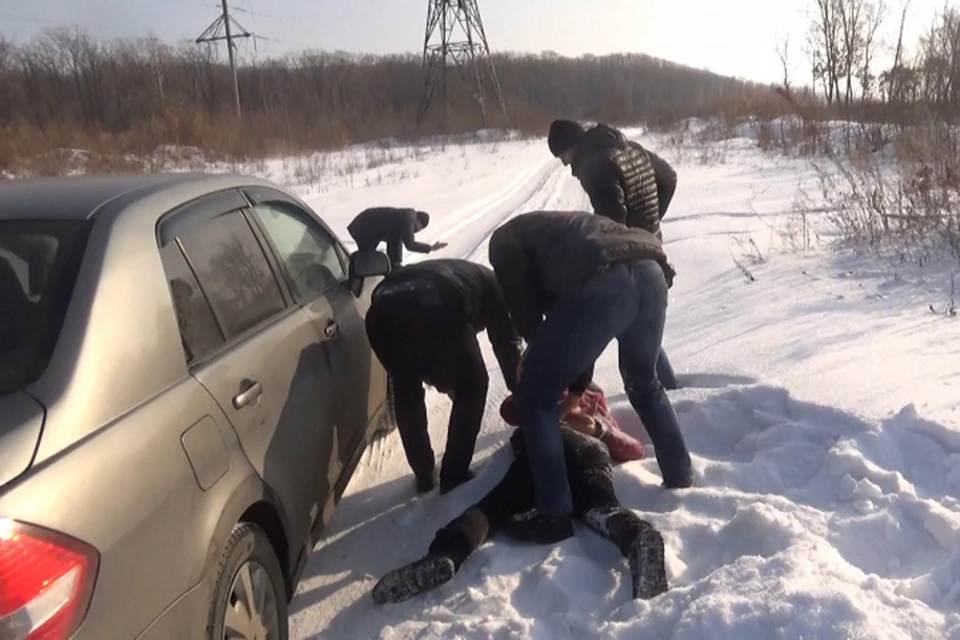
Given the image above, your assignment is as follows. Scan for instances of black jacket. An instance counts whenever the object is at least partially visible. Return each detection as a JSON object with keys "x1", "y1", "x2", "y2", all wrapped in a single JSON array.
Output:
[
  {"x1": 571, "y1": 124, "x2": 668, "y2": 236},
  {"x1": 383, "y1": 258, "x2": 523, "y2": 392},
  {"x1": 346, "y1": 207, "x2": 432, "y2": 254},
  {"x1": 487, "y1": 210, "x2": 673, "y2": 345}
]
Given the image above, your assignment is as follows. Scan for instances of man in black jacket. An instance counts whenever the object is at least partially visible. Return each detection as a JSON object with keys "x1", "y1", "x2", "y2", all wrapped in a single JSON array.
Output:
[
  {"x1": 347, "y1": 206, "x2": 447, "y2": 267},
  {"x1": 371, "y1": 419, "x2": 669, "y2": 605},
  {"x1": 547, "y1": 119, "x2": 681, "y2": 389},
  {"x1": 488, "y1": 211, "x2": 693, "y2": 543},
  {"x1": 365, "y1": 258, "x2": 523, "y2": 494}
]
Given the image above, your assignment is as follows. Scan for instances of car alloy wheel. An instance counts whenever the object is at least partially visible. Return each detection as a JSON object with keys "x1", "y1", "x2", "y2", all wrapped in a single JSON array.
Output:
[
  {"x1": 223, "y1": 559, "x2": 282, "y2": 640},
  {"x1": 208, "y1": 522, "x2": 289, "y2": 640}
]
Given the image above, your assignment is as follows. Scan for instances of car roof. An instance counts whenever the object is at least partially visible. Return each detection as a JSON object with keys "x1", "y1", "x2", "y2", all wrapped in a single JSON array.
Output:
[{"x1": 0, "y1": 173, "x2": 279, "y2": 222}]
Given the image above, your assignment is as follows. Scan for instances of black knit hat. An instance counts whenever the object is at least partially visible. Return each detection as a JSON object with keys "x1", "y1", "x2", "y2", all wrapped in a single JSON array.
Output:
[{"x1": 548, "y1": 119, "x2": 586, "y2": 157}]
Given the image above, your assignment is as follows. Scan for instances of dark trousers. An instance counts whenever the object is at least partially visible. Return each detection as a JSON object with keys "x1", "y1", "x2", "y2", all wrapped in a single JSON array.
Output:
[
  {"x1": 656, "y1": 348, "x2": 679, "y2": 390},
  {"x1": 366, "y1": 279, "x2": 487, "y2": 487},
  {"x1": 652, "y1": 159, "x2": 679, "y2": 389},
  {"x1": 517, "y1": 260, "x2": 693, "y2": 516},
  {"x1": 427, "y1": 440, "x2": 659, "y2": 574},
  {"x1": 352, "y1": 235, "x2": 404, "y2": 267}
]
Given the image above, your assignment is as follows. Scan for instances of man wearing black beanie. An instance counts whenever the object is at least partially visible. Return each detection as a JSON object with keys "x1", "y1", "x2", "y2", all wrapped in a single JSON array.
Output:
[{"x1": 546, "y1": 118, "x2": 682, "y2": 390}]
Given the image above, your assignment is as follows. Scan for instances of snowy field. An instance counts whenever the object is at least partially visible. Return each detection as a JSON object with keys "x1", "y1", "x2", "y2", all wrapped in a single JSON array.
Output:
[{"x1": 253, "y1": 126, "x2": 960, "y2": 639}]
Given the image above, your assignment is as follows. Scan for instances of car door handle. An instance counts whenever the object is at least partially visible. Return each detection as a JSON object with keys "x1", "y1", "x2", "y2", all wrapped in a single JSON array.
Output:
[
  {"x1": 232, "y1": 379, "x2": 263, "y2": 410},
  {"x1": 323, "y1": 320, "x2": 340, "y2": 341}
]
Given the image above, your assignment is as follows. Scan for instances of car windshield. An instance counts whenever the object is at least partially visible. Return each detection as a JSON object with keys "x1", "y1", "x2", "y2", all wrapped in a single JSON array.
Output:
[{"x1": 0, "y1": 220, "x2": 90, "y2": 395}]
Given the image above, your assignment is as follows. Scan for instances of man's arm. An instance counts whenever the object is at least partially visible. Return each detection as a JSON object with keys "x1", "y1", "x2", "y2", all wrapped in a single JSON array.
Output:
[
  {"x1": 488, "y1": 228, "x2": 542, "y2": 344},
  {"x1": 480, "y1": 270, "x2": 523, "y2": 393},
  {"x1": 577, "y1": 154, "x2": 628, "y2": 224}
]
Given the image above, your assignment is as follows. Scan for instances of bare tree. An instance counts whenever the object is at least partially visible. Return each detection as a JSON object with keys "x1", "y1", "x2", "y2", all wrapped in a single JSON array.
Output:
[{"x1": 776, "y1": 35, "x2": 792, "y2": 90}]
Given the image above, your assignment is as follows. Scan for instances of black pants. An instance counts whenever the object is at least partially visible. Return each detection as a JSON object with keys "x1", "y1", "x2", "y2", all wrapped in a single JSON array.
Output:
[
  {"x1": 365, "y1": 277, "x2": 488, "y2": 488},
  {"x1": 429, "y1": 431, "x2": 660, "y2": 573},
  {"x1": 353, "y1": 235, "x2": 405, "y2": 267}
]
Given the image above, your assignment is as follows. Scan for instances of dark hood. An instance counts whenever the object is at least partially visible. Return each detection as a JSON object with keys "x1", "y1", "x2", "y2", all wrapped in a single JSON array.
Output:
[{"x1": 571, "y1": 124, "x2": 627, "y2": 175}]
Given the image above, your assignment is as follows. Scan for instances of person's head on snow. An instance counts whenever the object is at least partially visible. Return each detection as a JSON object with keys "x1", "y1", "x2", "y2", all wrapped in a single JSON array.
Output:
[{"x1": 548, "y1": 119, "x2": 586, "y2": 166}]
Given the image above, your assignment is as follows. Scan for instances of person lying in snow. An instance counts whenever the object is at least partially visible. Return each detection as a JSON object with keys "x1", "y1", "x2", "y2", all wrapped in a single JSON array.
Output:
[
  {"x1": 500, "y1": 382, "x2": 647, "y2": 463},
  {"x1": 370, "y1": 389, "x2": 668, "y2": 605}
]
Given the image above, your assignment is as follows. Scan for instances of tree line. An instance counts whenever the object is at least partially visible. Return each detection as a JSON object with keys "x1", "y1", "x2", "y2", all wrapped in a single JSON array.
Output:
[{"x1": 0, "y1": 27, "x2": 781, "y2": 172}]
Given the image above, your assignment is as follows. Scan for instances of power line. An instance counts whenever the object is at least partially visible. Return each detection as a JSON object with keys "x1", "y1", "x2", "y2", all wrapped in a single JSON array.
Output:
[
  {"x1": 418, "y1": 0, "x2": 507, "y2": 129},
  {"x1": 196, "y1": 0, "x2": 251, "y2": 117}
]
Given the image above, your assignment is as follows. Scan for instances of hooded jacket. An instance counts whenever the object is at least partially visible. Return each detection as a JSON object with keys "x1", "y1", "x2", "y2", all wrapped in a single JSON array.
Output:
[
  {"x1": 571, "y1": 124, "x2": 663, "y2": 236},
  {"x1": 374, "y1": 258, "x2": 523, "y2": 392},
  {"x1": 487, "y1": 210, "x2": 673, "y2": 344}
]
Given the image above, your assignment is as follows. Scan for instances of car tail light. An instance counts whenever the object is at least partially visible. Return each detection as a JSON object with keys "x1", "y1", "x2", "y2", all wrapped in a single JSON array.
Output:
[{"x1": 0, "y1": 518, "x2": 99, "y2": 640}]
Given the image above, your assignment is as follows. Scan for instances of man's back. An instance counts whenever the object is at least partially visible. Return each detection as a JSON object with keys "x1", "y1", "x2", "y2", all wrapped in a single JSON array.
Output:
[
  {"x1": 385, "y1": 258, "x2": 496, "y2": 326},
  {"x1": 571, "y1": 125, "x2": 662, "y2": 235},
  {"x1": 488, "y1": 211, "x2": 670, "y2": 341},
  {"x1": 347, "y1": 207, "x2": 415, "y2": 245}
]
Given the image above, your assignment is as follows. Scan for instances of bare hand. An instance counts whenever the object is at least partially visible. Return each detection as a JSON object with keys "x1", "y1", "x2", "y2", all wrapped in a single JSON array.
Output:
[{"x1": 431, "y1": 241, "x2": 448, "y2": 251}]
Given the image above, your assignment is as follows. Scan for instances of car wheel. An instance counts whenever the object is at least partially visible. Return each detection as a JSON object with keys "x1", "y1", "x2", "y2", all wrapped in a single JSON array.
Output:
[
  {"x1": 207, "y1": 522, "x2": 289, "y2": 640},
  {"x1": 373, "y1": 373, "x2": 398, "y2": 439}
]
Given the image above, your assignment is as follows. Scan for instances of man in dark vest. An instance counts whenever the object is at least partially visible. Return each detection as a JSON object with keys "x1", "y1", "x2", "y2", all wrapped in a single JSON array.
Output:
[
  {"x1": 547, "y1": 119, "x2": 681, "y2": 389},
  {"x1": 365, "y1": 258, "x2": 522, "y2": 494},
  {"x1": 347, "y1": 206, "x2": 447, "y2": 267}
]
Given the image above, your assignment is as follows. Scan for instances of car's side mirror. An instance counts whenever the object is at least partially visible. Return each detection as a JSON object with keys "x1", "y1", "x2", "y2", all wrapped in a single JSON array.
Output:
[{"x1": 349, "y1": 250, "x2": 391, "y2": 279}]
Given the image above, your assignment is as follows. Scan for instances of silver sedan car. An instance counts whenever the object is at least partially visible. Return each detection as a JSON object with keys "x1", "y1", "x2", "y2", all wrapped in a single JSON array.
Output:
[{"x1": 0, "y1": 173, "x2": 394, "y2": 639}]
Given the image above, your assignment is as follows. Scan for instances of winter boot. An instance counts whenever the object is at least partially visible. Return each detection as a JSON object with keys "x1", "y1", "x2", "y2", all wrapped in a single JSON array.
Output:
[
  {"x1": 371, "y1": 553, "x2": 456, "y2": 604},
  {"x1": 628, "y1": 527, "x2": 668, "y2": 599},
  {"x1": 501, "y1": 508, "x2": 574, "y2": 545},
  {"x1": 415, "y1": 468, "x2": 438, "y2": 494},
  {"x1": 439, "y1": 469, "x2": 476, "y2": 495}
]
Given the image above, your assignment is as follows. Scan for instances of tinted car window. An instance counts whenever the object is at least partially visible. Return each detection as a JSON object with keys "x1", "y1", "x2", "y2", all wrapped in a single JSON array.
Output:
[
  {"x1": 0, "y1": 220, "x2": 90, "y2": 394},
  {"x1": 159, "y1": 241, "x2": 224, "y2": 362},
  {"x1": 252, "y1": 202, "x2": 346, "y2": 300},
  {"x1": 178, "y1": 211, "x2": 286, "y2": 340}
]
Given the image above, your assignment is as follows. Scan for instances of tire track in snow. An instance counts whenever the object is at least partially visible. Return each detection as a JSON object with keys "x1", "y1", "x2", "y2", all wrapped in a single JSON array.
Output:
[{"x1": 462, "y1": 161, "x2": 574, "y2": 265}]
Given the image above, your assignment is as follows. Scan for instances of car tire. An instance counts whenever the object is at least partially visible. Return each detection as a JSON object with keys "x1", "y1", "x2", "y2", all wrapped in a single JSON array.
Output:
[
  {"x1": 373, "y1": 373, "x2": 398, "y2": 438},
  {"x1": 207, "y1": 522, "x2": 289, "y2": 640}
]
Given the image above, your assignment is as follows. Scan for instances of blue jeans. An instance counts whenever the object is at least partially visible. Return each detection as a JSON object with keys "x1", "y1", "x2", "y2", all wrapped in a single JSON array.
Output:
[
  {"x1": 656, "y1": 348, "x2": 679, "y2": 390},
  {"x1": 515, "y1": 260, "x2": 694, "y2": 516}
]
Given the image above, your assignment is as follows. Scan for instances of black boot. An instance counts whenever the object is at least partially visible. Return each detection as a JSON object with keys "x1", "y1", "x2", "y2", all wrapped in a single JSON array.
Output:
[
  {"x1": 629, "y1": 527, "x2": 668, "y2": 599},
  {"x1": 415, "y1": 468, "x2": 438, "y2": 494},
  {"x1": 501, "y1": 508, "x2": 574, "y2": 545},
  {"x1": 439, "y1": 469, "x2": 476, "y2": 495},
  {"x1": 371, "y1": 553, "x2": 456, "y2": 605}
]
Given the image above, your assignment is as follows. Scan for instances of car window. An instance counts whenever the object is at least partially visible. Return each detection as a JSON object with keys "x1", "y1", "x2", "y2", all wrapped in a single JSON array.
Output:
[
  {"x1": 178, "y1": 210, "x2": 286, "y2": 340},
  {"x1": 159, "y1": 241, "x2": 225, "y2": 362},
  {"x1": 252, "y1": 201, "x2": 347, "y2": 301},
  {"x1": 0, "y1": 220, "x2": 90, "y2": 394}
]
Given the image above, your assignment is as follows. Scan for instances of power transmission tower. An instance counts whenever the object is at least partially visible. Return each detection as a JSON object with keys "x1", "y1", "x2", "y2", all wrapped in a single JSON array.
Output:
[
  {"x1": 196, "y1": 0, "x2": 252, "y2": 118},
  {"x1": 418, "y1": 0, "x2": 507, "y2": 128}
]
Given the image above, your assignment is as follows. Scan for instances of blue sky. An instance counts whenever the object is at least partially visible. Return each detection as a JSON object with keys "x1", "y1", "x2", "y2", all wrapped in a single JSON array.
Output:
[{"x1": 1, "y1": 0, "x2": 941, "y2": 85}]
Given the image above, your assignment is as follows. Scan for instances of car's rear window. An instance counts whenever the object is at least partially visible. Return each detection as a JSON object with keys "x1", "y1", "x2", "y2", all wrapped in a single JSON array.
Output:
[{"x1": 0, "y1": 220, "x2": 90, "y2": 394}]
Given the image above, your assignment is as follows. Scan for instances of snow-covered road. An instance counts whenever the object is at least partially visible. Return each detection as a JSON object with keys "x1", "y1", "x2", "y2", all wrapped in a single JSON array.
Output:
[{"x1": 269, "y1": 127, "x2": 960, "y2": 639}]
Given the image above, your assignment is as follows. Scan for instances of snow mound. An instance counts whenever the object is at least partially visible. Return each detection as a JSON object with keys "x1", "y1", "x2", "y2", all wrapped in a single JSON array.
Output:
[{"x1": 295, "y1": 383, "x2": 959, "y2": 639}]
